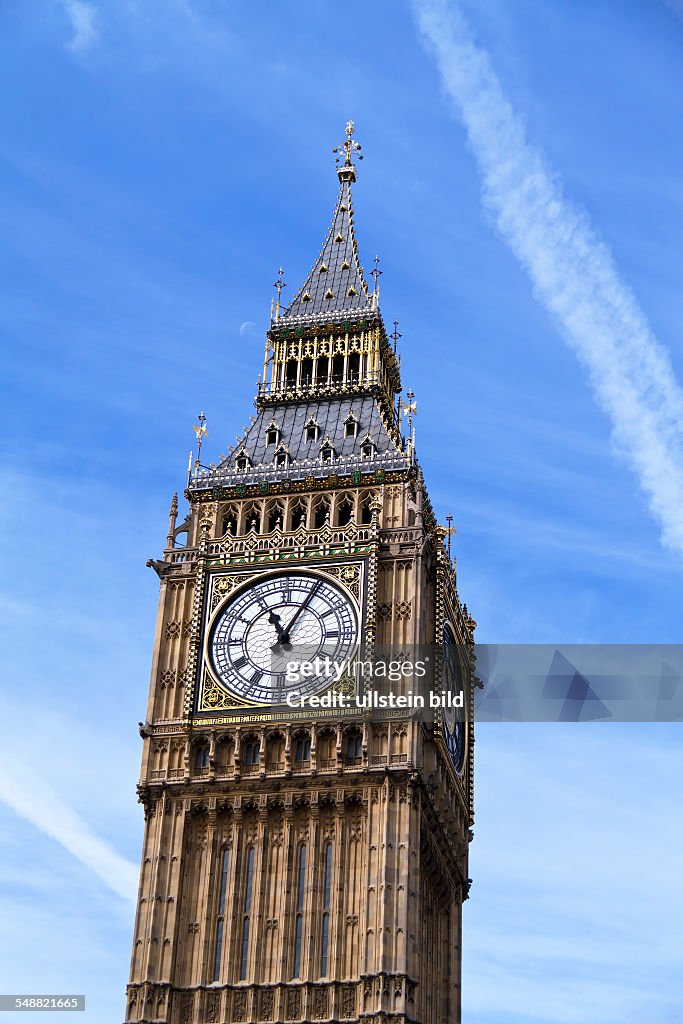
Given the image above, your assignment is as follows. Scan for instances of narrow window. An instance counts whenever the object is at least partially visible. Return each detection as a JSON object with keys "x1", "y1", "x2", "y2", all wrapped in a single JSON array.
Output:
[
  {"x1": 236, "y1": 455, "x2": 248, "y2": 471},
  {"x1": 244, "y1": 741, "x2": 260, "y2": 767},
  {"x1": 240, "y1": 847, "x2": 255, "y2": 980},
  {"x1": 295, "y1": 737, "x2": 311, "y2": 763},
  {"x1": 306, "y1": 422, "x2": 319, "y2": 443},
  {"x1": 293, "y1": 844, "x2": 306, "y2": 977},
  {"x1": 361, "y1": 440, "x2": 375, "y2": 459},
  {"x1": 345, "y1": 419, "x2": 357, "y2": 438},
  {"x1": 266, "y1": 427, "x2": 279, "y2": 445},
  {"x1": 275, "y1": 450, "x2": 289, "y2": 468},
  {"x1": 320, "y1": 843, "x2": 333, "y2": 977},
  {"x1": 212, "y1": 848, "x2": 230, "y2": 981},
  {"x1": 346, "y1": 734, "x2": 362, "y2": 759},
  {"x1": 194, "y1": 745, "x2": 209, "y2": 769}
]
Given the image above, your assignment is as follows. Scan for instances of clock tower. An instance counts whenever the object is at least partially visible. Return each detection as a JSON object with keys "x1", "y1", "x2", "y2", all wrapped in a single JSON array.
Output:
[{"x1": 126, "y1": 123, "x2": 476, "y2": 1024}]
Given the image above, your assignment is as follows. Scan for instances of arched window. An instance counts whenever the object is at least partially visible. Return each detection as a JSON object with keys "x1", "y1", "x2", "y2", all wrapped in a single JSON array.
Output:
[
  {"x1": 313, "y1": 498, "x2": 330, "y2": 529},
  {"x1": 267, "y1": 503, "x2": 284, "y2": 533},
  {"x1": 290, "y1": 500, "x2": 308, "y2": 531},
  {"x1": 212, "y1": 847, "x2": 230, "y2": 981},
  {"x1": 320, "y1": 843, "x2": 333, "y2": 977},
  {"x1": 346, "y1": 733, "x2": 362, "y2": 762},
  {"x1": 348, "y1": 352, "x2": 360, "y2": 383},
  {"x1": 244, "y1": 741, "x2": 260, "y2": 768},
  {"x1": 221, "y1": 509, "x2": 238, "y2": 536},
  {"x1": 336, "y1": 496, "x2": 354, "y2": 527},
  {"x1": 194, "y1": 744, "x2": 209, "y2": 770},
  {"x1": 317, "y1": 732, "x2": 336, "y2": 770},
  {"x1": 240, "y1": 847, "x2": 255, "y2": 980},
  {"x1": 293, "y1": 844, "x2": 306, "y2": 978},
  {"x1": 294, "y1": 736, "x2": 311, "y2": 765},
  {"x1": 266, "y1": 735, "x2": 285, "y2": 772},
  {"x1": 360, "y1": 497, "x2": 373, "y2": 526}
]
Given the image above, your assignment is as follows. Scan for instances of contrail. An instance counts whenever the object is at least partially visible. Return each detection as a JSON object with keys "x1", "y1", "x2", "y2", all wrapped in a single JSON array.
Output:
[
  {"x1": 0, "y1": 765, "x2": 138, "y2": 904},
  {"x1": 414, "y1": 0, "x2": 683, "y2": 555}
]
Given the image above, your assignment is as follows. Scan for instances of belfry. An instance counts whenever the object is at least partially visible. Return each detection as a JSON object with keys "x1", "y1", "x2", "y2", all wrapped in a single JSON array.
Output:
[{"x1": 126, "y1": 122, "x2": 475, "y2": 1024}]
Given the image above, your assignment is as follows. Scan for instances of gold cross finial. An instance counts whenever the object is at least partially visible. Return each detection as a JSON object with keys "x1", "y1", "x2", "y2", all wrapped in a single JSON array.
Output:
[
  {"x1": 333, "y1": 120, "x2": 363, "y2": 181},
  {"x1": 193, "y1": 411, "x2": 208, "y2": 467}
]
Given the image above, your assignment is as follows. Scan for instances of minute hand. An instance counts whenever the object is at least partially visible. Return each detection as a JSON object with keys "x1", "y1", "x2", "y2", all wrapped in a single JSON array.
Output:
[{"x1": 280, "y1": 581, "x2": 322, "y2": 645}]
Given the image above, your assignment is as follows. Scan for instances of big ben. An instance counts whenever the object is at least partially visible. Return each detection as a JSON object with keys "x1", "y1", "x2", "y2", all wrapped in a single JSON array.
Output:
[{"x1": 126, "y1": 122, "x2": 476, "y2": 1024}]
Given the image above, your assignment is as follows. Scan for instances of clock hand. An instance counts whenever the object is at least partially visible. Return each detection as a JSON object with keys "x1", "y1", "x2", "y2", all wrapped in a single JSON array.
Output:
[
  {"x1": 268, "y1": 609, "x2": 291, "y2": 651},
  {"x1": 280, "y1": 581, "x2": 322, "y2": 645}
]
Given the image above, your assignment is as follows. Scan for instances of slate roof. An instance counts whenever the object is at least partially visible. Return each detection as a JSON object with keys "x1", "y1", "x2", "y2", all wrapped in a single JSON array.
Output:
[
  {"x1": 190, "y1": 396, "x2": 408, "y2": 492},
  {"x1": 280, "y1": 177, "x2": 373, "y2": 321}
]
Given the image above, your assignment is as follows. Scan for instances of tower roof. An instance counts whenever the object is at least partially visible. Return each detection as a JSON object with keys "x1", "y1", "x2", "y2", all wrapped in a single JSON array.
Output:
[{"x1": 278, "y1": 121, "x2": 374, "y2": 322}]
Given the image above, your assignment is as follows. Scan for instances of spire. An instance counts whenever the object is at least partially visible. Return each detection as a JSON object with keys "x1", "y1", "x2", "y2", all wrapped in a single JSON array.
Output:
[{"x1": 279, "y1": 121, "x2": 373, "y2": 321}]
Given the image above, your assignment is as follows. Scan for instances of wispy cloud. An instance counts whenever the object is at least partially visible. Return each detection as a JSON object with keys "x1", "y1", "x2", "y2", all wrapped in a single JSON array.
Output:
[
  {"x1": 60, "y1": 0, "x2": 99, "y2": 53},
  {"x1": 413, "y1": 0, "x2": 683, "y2": 556},
  {"x1": 0, "y1": 764, "x2": 137, "y2": 904}
]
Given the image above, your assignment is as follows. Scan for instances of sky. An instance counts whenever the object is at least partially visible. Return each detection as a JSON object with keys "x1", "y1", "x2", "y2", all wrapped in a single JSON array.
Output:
[{"x1": 1, "y1": 1, "x2": 682, "y2": 1021}]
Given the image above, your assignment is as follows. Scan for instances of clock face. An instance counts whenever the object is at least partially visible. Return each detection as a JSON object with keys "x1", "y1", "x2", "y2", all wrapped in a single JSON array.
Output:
[
  {"x1": 209, "y1": 571, "x2": 358, "y2": 705},
  {"x1": 442, "y1": 623, "x2": 467, "y2": 773}
]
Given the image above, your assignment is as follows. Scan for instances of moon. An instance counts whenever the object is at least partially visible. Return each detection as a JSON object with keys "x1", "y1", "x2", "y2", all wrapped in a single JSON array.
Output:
[{"x1": 239, "y1": 321, "x2": 256, "y2": 336}]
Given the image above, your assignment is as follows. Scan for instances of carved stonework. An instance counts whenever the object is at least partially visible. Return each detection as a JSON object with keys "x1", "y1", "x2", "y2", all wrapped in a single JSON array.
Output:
[{"x1": 286, "y1": 989, "x2": 301, "y2": 1020}]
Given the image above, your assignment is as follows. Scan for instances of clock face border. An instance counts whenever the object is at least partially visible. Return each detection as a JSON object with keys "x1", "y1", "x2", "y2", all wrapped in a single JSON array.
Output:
[
  {"x1": 192, "y1": 560, "x2": 366, "y2": 718},
  {"x1": 442, "y1": 620, "x2": 469, "y2": 776}
]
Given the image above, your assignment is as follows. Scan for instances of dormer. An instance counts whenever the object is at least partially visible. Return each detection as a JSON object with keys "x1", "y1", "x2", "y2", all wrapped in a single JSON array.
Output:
[
  {"x1": 235, "y1": 446, "x2": 251, "y2": 471},
  {"x1": 360, "y1": 433, "x2": 376, "y2": 459},
  {"x1": 304, "y1": 417, "x2": 320, "y2": 443},
  {"x1": 344, "y1": 412, "x2": 359, "y2": 439},
  {"x1": 320, "y1": 437, "x2": 336, "y2": 463},
  {"x1": 265, "y1": 420, "x2": 281, "y2": 446},
  {"x1": 273, "y1": 443, "x2": 290, "y2": 469}
]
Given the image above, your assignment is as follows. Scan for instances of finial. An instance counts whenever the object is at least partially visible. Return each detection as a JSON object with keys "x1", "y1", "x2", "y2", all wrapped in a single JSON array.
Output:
[
  {"x1": 371, "y1": 255, "x2": 382, "y2": 306},
  {"x1": 333, "y1": 120, "x2": 363, "y2": 182},
  {"x1": 445, "y1": 514, "x2": 456, "y2": 561},
  {"x1": 193, "y1": 411, "x2": 208, "y2": 470},
  {"x1": 403, "y1": 389, "x2": 417, "y2": 432},
  {"x1": 273, "y1": 267, "x2": 287, "y2": 319},
  {"x1": 403, "y1": 388, "x2": 417, "y2": 462},
  {"x1": 390, "y1": 320, "x2": 402, "y2": 353}
]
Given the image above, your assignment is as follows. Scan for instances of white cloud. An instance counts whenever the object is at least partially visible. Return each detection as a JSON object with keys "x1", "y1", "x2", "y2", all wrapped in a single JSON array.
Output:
[
  {"x1": 413, "y1": 0, "x2": 683, "y2": 556},
  {"x1": 61, "y1": 0, "x2": 99, "y2": 54},
  {"x1": 0, "y1": 764, "x2": 138, "y2": 904}
]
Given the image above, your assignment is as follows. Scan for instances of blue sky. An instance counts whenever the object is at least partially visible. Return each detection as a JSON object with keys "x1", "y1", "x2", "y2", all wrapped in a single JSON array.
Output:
[{"x1": 1, "y1": 1, "x2": 682, "y2": 1021}]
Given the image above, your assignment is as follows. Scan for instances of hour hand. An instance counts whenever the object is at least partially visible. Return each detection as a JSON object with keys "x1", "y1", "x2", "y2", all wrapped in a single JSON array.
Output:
[{"x1": 268, "y1": 610, "x2": 291, "y2": 650}]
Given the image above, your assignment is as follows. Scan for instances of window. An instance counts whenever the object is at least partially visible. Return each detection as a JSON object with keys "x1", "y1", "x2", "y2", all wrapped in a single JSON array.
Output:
[
  {"x1": 293, "y1": 845, "x2": 306, "y2": 978},
  {"x1": 348, "y1": 352, "x2": 360, "y2": 383},
  {"x1": 268, "y1": 504, "x2": 284, "y2": 532},
  {"x1": 266, "y1": 426, "x2": 280, "y2": 446},
  {"x1": 285, "y1": 360, "x2": 298, "y2": 385},
  {"x1": 236, "y1": 455, "x2": 249, "y2": 471},
  {"x1": 320, "y1": 843, "x2": 333, "y2": 977},
  {"x1": 244, "y1": 741, "x2": 260, "y2": 767},
  {"x1": 274, "y1": 449, "x2": 289, "y2": 468},
  {"x1": 360, "y1": 499, "x2": 373, "y2": 526},
  {"x1": 240, "y1": 847, "x2": 255, "y2": 980},
  {"x1": 336, "y1": 497, "x2": 354, "y2": 527},
  {"x1": 345, "y1": 417, "x2": 358, "y2": 439},
  {"x1": 305, "y1": 421, "x2": 319, "y2": 443},
  {"x1": 290, "y1": 501, "x2": 308, "y2": 530},
  {"x1": 213, "y1": 848, "x2": 230, "y2": 981},
  {"x1": 346, "y1": 734, "x2": 362, "y2": 760},
  {"x1": 295, "y1": 737, "x2": 311, "y2": 763},
  {"x1": 301, "y1": 358, "x2": 313, "y2": 386},
  {"x1": 313, "y1": 500, "x2": 330, "y2": 529},
  {"x1": 320, "y1": 442, "x2": 334, "y2": 464},
  {"x1": 222, "y1": 511, "x2": 237, "y2": 536},
  {"x1": 194, "y1": 745, "x2": 209, "y2": 769},
  {"x1": 361, "y1": 439, "x2": 375, "y2": 460}
]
